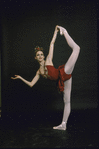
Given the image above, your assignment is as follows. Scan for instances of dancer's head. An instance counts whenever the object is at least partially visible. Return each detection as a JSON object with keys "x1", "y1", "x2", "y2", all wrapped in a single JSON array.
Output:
[{"x1": 34, "y1": 46, "x2": 45, "y2": 62}]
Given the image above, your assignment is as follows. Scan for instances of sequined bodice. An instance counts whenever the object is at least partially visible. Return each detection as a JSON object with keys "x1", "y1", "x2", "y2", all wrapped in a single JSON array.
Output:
[
  {"x1": 39, "y1": 66, "x2": 49, "y2": 79},
  {"x1": 39, "y1": 65, "x2": 59, "y2": 80}
]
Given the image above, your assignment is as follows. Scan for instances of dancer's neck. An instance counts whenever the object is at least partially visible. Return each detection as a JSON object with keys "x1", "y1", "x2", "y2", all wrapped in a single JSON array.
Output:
[{"x1": 39, "y1": 60, "x2": 45, "y2": 67}]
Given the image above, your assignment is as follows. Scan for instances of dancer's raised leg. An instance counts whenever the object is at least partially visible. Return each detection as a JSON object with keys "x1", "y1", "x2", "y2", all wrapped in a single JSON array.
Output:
[{"x1": 59, "y1": 26, "x2": 80, "y2": 74}]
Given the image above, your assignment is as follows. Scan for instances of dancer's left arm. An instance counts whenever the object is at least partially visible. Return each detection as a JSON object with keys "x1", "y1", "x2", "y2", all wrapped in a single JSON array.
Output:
[{"x1": 47, "y1": 25, "x2": 59, "y2": 60}]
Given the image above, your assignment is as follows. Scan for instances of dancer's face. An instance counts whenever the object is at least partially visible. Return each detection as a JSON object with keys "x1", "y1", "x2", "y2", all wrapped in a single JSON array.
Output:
[{"x1": 35, "y1": 51, "x2": 45, "y2": 62}]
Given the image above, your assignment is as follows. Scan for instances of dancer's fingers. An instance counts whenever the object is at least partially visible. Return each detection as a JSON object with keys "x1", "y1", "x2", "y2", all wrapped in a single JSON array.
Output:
[
  {"x1": 56, "y1": 25, "x2": 60, "y2": 30},
  {"x1": 11, "y1": 77, "x2": 15, "y2": 79},
  {"x1": 55, "y1": 25, "x2": 59, "y2": 32}
]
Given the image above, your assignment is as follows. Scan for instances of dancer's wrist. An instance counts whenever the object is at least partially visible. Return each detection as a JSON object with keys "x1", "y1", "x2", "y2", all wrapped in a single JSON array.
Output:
[{"x1": 55, "y1": 25, "x2": 59, "y2": 33}]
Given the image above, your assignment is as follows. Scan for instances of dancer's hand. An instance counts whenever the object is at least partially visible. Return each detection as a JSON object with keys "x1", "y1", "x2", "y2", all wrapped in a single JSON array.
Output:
[
  {"x1": 55, "y1": 25, "x2": 60, "y2": 32},
  {"x1": 11, "y1": 75, "x2": 21, "y2": 80}
]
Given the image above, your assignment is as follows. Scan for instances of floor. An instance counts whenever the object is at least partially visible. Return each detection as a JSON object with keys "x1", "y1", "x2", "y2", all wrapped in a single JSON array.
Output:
[{"x1": 0, "y1": 108, "x2": 98, "y2": 148}]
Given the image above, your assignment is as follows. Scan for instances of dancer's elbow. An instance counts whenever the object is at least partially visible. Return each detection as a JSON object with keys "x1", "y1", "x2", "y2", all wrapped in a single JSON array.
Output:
[{"x1": 29, "y1": 83, "x2": 33, "y2": 88}]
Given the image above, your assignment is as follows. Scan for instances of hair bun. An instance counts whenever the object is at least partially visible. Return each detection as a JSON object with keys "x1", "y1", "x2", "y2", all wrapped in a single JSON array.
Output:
[{"x1": 34, "y1": 46, "x2": 44, "y2": 55}]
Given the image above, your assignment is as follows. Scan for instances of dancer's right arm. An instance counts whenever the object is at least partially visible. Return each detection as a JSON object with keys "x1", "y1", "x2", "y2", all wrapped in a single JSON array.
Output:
[{"x1": 11, "y1": 70, "x2": 40, "y2": 88}]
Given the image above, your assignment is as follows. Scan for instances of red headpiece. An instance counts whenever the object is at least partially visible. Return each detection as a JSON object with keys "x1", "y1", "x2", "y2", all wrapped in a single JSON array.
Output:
[{"x1": 36, "y1": 47, "x2": 40, "y2": 50}]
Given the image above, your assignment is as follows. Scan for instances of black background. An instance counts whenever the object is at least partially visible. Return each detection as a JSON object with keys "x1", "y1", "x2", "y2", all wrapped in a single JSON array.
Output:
[{"x1": 0, "y1": 0, "x2": 98, "y2": 114}]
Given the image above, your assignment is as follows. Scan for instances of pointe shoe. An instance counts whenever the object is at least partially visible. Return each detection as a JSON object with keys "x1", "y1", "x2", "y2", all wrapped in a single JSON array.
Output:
[
  {"x1": 53, "y1": 122, "x2": 66, "y2": 130},
  {"x1": 59, "y1": 26, "x2": 66, "y2": 35},
  {"x1": 59, "y1": 27, "x2": 63, "y2": 35}
]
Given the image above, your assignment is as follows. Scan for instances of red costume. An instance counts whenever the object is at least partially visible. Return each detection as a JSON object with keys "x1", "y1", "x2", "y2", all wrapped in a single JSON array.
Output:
[{"x1": 40, "y1": 65, "x2": 72, "y2": 92}]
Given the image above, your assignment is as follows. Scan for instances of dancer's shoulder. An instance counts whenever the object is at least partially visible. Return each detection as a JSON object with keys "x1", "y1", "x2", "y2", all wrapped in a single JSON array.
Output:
[{"x1": 36, "y1": 69, "x2": 40, "y2": 75}]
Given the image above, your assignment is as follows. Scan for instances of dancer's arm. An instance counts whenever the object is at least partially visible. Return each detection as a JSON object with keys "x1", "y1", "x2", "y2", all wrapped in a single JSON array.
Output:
[
  {"x1": 47, "y1": 25, "x2": 59, "y2": 60},
  {"x1": 11, "y1": 70, "x2": 40, "y2": 88}
]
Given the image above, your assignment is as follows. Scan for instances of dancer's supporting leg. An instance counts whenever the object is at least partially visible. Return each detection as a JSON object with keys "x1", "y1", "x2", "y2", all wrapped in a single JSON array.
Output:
[
  {"x1": 53, "y1": 26, "x2": 80, "y2": 130},
  {"x1": 53, "y1": 78, "x2": 72, "y2": 130}
]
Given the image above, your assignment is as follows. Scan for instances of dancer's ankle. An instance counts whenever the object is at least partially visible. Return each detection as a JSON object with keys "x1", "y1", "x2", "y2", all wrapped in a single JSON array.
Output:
[
  {"x1": 60, "y1": 27, "x2": 63, "y2": 35},
  {"x1": 62, "y1": 121, "x2": 66, "y2": 124}
]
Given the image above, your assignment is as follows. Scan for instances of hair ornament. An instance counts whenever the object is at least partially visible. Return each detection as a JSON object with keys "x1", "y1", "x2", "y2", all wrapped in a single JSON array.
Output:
[
  {"x1": 34, "y1": 46, "x2": 44, "y2": 55},
  {"x1": 35, "y1": 47, "x2": 40, "y2": 50}
]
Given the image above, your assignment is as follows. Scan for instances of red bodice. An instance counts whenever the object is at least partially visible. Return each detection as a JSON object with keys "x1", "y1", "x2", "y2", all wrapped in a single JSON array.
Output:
[{"x1": 40, "y1": 65, "x2": 72, "y2": 92}]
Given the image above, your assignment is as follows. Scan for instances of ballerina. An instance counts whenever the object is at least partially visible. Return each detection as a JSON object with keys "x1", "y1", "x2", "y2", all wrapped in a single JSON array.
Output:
[{"x1": 11, "y1": 25, "x2": 80, "y2": 130}]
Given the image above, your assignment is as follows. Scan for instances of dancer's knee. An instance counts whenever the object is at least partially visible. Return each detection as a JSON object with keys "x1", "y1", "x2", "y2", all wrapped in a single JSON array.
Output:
[
  {"x1": 63, "y1": 96, "x2": 70, "y2": 104},
  {"x1": 64, "y1": 66, "x2": 74, "y2": 74},
  {"x1": 64, "y1": 100, "x2": 70, "y2": 104}
]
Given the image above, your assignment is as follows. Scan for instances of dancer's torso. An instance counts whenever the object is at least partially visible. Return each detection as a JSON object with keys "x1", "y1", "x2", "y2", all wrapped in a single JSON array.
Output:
[
  {"x1": 39, "y1": 65, "x2": 59, "y2": 80},
  {"x1": 39, "y1": 64, "x2": 72, "y2": 92}
]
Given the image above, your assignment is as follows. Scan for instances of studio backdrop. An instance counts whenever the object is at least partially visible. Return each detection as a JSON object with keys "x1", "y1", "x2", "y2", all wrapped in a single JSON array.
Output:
[{"x1": 1, "y1": 0, "x2": 98, "y2": 114}]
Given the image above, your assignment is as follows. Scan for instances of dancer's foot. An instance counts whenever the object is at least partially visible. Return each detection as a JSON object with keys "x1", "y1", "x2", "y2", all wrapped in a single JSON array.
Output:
[
  {"x1": 53, "y1": 122, "x2": 66, "y2": 130},
  {"x1": 58, "y1": 26, "x2": 66, "y2": 35}
]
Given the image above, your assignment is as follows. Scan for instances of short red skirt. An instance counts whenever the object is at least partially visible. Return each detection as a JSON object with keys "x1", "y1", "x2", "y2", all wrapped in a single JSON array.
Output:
[{"x1": 46, "y1": 65, "x2": 72, "y2": 92}]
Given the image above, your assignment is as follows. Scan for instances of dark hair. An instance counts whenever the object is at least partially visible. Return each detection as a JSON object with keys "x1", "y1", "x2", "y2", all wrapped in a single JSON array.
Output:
[{"x1": 34, "y1": 46, "x2": 44, "y2": 56}]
